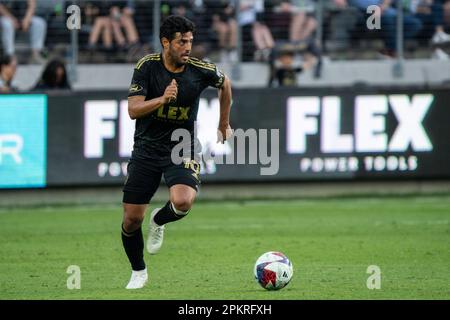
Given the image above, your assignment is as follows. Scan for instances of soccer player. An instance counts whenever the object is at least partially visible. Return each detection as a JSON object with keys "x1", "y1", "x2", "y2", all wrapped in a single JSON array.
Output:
[{"x1": 121, "y1": 15, "x2": 233, "y2": 289}]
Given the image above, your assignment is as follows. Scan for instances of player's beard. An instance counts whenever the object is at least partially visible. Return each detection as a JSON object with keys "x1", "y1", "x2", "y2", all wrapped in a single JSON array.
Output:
[{"x1": 169, "y1": 46, "x2": 188, "y2": 67}]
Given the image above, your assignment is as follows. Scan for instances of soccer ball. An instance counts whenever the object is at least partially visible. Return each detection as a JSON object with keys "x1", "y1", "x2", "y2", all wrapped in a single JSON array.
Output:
[{"x1": 254, "y1": 251, "x2": 293, "y2": 290}]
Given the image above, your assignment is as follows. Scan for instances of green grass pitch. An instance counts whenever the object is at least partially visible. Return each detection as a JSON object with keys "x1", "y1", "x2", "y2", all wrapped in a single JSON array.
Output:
[{"x1": 0, "y1": 196, "x2": 449, "y2": 299}]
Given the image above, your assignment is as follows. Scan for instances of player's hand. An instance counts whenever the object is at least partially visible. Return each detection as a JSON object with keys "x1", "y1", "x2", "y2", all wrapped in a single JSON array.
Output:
[
  {"x1": 162, "y1": 79, "x2": 178, "y2": 104},
  {"x1": 217, "y1": 123, "x2": 233, "y2": 144}
]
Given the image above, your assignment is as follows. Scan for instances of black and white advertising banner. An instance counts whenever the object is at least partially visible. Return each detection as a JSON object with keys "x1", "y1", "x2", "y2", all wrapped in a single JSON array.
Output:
[{"x1": 4, "y1": 87, "x2": 447, "y2": 188}]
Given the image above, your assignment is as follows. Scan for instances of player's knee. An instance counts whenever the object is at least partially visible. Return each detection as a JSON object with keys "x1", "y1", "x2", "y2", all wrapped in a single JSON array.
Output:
[
  {"x1": 171, "y1": 196, "x2": 194, "y2": 213},
  {"x1": 123, "y1": 215, "x2": 144, "y2": 231}
]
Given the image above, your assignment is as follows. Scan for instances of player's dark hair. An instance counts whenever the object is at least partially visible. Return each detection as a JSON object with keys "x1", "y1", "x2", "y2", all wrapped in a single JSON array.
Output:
[{"x1": 159, "y1": 15, "x2": 195, "y2": 44}]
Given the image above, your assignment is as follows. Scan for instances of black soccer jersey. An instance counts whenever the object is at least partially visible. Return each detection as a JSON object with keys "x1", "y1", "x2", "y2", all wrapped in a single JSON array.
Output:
[{"x1": 128, "y1": 53, "x2": 225, "y2": 161}]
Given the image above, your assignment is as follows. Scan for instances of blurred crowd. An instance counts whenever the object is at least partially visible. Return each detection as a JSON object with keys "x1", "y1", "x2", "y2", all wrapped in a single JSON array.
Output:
[
  {"x1": 0, "y1": 55, "x2": 70, "y2": 93},
  {"x1": 1, "y1": 0, "x2": 450, "y2": 91}
]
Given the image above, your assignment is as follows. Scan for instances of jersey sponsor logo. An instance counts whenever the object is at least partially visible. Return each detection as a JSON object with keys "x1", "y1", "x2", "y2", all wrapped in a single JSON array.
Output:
[
  {"x1": 129, "y1": 84, "x2": 143, "y2": 93},
  {"x1": 156, "y1": 105, "x2": 190, "y2": 121}
]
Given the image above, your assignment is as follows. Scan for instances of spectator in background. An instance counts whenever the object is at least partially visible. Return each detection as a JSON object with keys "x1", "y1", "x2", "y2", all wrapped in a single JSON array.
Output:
[
  {"x1": 171, "y1": 1, "x2": 196, "y2": 21},
  {"x1": 86, "y1": 1, "x2": 116, "y2": 51},
  {"x1": 445, "y1": 0, "x2": 450, "y2": 26},
  {"x1": 0, "y1": 54, "x2": 18, "y2": 93},
  {"x1": 410, "y1": 0, "x2": 450, "y2": 59},
  {"x1": 269, "y1": 47, "x2": 302, "y2": 86},
  {"x1": 0, "y1": 0, "x2": 47, "y2": 64},
  {"x1": 172, "y1": 1, "x2": 211, "y2": 60},
  {"x1": 274, "y1": 0, "x2": 317, "y2": 43},
  {"x1": 32, "y1": 59, "x2": 71, "y2": 91},
  {"x1": 87, "y1": 1, "x2": 140, "y2": 52},
  {"x1": 87, "y1": 19, "x2": 112, "y2": 50},
  {"x1": 268, "y1": 43, "x2": 318, "y2": 87},
  {"x1": 325, "y1": 0, "x2": 363, "y2": 51},
  {"x1": 349, "y1": 0, "x2": 422, "y2": 58},
  {"x1": 239, "y1": 0, "x2": 275, "y2": 61},
  {"x1": 110, "y1": 1, "x2": 140, "y2": 50},
  {"x1": 211, "y1": 1, "x2": 238, "y2": 62},
  {"x1": 37, "y1": 0, "x2": 69, "y2": 53}
]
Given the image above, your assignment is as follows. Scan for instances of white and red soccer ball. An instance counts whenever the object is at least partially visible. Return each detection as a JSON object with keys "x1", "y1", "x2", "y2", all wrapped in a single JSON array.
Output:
[{"x1": 254, "y1": 251, "x2": 293, "y2": 290}]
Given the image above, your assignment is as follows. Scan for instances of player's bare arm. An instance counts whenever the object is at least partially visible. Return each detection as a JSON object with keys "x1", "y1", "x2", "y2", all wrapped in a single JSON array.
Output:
[
  {"x1": 128, "y1": 79, "x2": 178, "y2": 119},
  {"x1": 217, "y1": 75, "x2": 233, "y2": 143}
]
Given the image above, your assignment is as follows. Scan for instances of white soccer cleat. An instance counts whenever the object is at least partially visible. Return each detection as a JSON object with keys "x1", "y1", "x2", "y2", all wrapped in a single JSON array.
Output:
[
  {"x1": 146, "y1": 208, "x2": 165, "y2": 254},
  {"x1": 125, "y1": 268, "x2": 148, "y2": 289}
]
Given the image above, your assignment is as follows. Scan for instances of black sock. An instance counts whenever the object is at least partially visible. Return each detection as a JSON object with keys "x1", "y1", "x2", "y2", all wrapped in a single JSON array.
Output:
[
  {"x1": 153, "y1": 201, "x2": 188, "y2": 226},
  {"x1": 121, "y1": 224, "x2": 145, "y2": 271}
]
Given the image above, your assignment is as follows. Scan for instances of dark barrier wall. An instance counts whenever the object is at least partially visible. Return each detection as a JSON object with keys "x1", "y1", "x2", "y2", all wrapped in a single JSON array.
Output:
[{"x1": 1, "y1": 87, "x2": 449, "y2": 188}]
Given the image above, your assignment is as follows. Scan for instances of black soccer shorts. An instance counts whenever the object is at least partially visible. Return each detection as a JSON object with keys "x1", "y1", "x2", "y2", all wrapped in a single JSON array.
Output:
[{"x1": 122, "y1": 157, "x2": 201, "y2": 204}]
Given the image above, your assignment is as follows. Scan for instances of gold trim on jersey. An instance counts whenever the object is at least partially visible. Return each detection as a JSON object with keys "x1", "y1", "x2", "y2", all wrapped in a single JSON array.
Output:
[
  {"x1": 187, "y1": 58, "x2": 216, "y2": 71},
  {"x1": 135, "y1": 53, "x2": 161, "y2": 69}
]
